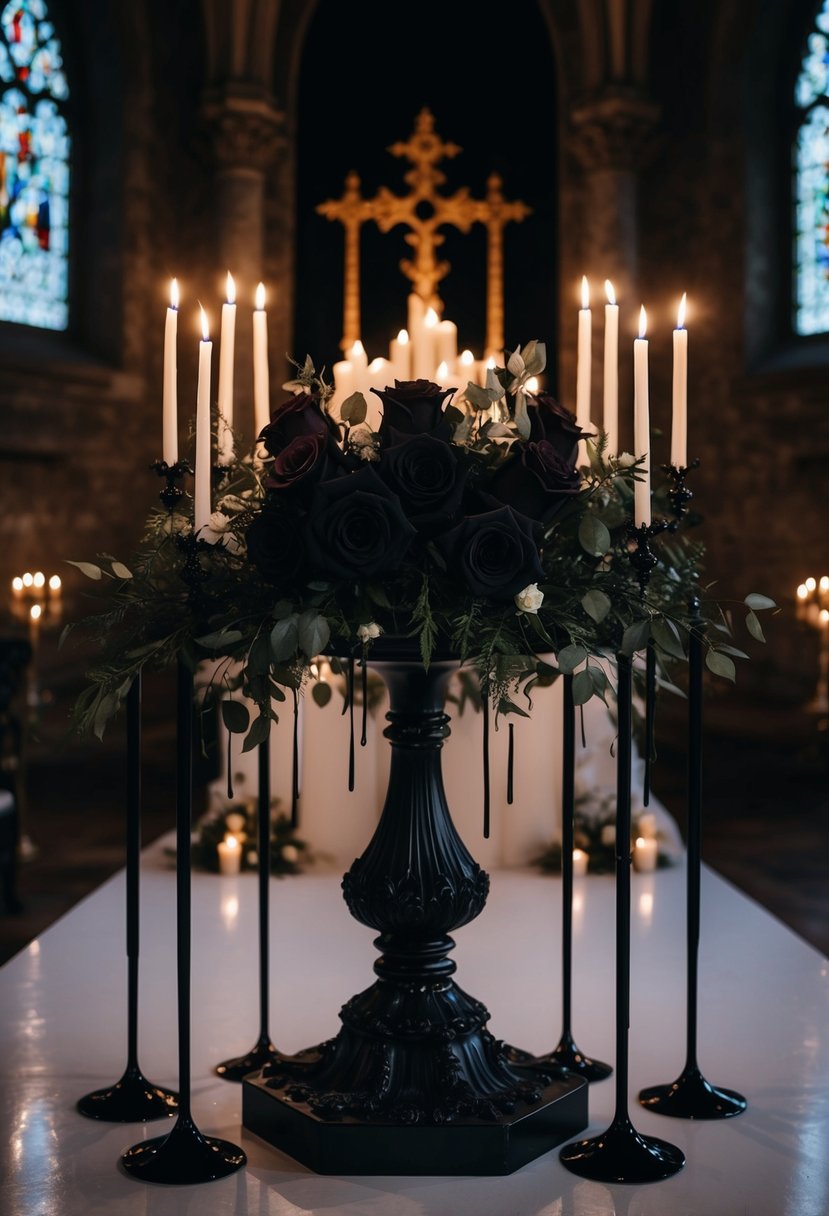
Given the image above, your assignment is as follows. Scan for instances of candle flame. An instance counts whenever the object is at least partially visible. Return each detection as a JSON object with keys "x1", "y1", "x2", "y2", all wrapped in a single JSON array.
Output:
[
  {"x1": 635, "y1": 836, "x2": 646, "y2": 848},
  {"x1": 49, "y1": 575, "x2": 61, "y2": 591},
  {"x1": 200, "y1": 306, "x2": 209, "y2": 341},
  {"x1": 255, "y1": 281, "x2": 266, "y2": 311},
  {"x1": 821, "y1": 609, "x2": 829, "y2": 624},
  {"x1": 638, "y1": 306, "x2": 647, "y2": 339},
  {"x1": 820, "y1": 576, "x2": 829, "y2": 592},
  {"x1": 806, "y1": 576, "x2": 817, "y2": 592},
  {"x1": 397, "y1": 329, "x2": 409, "y2": 345},
  {"x1": 460, "y1": 349, "x2": 475, "y2": 367},
  {"x1": 436, "y1": 360, "x2": 449, "y2": 380},
  {"x1": 226, "y1": 271, "x2": 236, "y2": 305},
  {"x1": 170, "y1": 278, "x2": 179, "y2": 309},
  {"x1": 22, "y1": 572, "x2": 33, "y2": 587},
  {"x1": 526, "y1": 376, "x2": 539, "y2": 393},
  {"x1": 33, "y1": 571, "x2": 45, "y2": 588},
  {"x1": 30, "y1": 604, "x2": 41, "y2": 621},
  {"x1": 224, "y1": 833, "x2": 240, "y2": 850},
  {"x1": 12, "y1": 577, "x2": 23, "y2": 592},
  {"x1": 677, "y1": 292, "x2": 687, "y2": 329},
  {"x1": 605, "y1": 279, "x2": 616, "y2": 305},
  {"x1": 369, "y1": 357, "x2": 384, "y2": 372},
  {"x1": 425, "y1": 307, "x2": 438, "y2": 328},
  {"x1": 486, "y1": 355, "x2": 496, "y2": 369},
  {"x1": 797, "y1": 584, "x2": 809, "y2": 599},
  {"x1": 350, "y1": 339, "x2": 365, "y2": 358},
  {"x1": 581, "y1": 275, "x2": 589, "y2": 310}
]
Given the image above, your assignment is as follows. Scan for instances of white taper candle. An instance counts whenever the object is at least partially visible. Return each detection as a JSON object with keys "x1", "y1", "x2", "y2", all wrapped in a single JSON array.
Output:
[
  {"x1": 671, "y1": 293, "x2": 688, "y2": 469},
  {"x1": 195, "y1": 307, "x2": 213, "y2": 534},
  {"x1": 162, "y1": 279, "x2": 179, "y2": 465},
  {"x1": 633, "y1": 305, "x2": 651, "y2": 527}
]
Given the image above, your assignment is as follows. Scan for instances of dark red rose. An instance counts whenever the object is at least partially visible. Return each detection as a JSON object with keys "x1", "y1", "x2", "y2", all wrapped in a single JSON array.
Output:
[
  {"x1": 372, "y1": 379, "x2": 455, "y2": 444},
  {"x1": 265, "y1": 433, "x2": 329, "y2": 492},
  {"x1": 305, "y1": 466, "x2": 417, "y2": 581},
  {"x1": 528, "y1": 393, "x2": 590, "y2": 464},
  {"x1": 490, "y1": 440, "x2": 581, "y2": 522},
  {"x1": 246, "y1": 505, "x2": 307, "y2": 586},
  {"x1": 378, "y1": 434, "x2": 467, "y2": 531},
  {"x1": 438, "y1": 506, "x2": 544, "y2": 601},
  {"x1": 259, "y1": 392, "x2": 330, "y2": 454}
]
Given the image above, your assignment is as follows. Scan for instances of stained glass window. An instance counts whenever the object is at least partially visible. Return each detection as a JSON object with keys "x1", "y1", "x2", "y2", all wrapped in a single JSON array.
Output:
[
  {"x1": 0, "y1": 1, "x2": 69, "y2": 331},
  {"x1": 795, "y1": 3, "x2": 829, "y2": 335}
]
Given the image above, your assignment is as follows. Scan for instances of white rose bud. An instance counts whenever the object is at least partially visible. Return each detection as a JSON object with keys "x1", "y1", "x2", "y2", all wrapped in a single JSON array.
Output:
[
  {"x1": 616, "y1": 452, "x2": 637, "y2": 468},
  {"x1": 281, "y1": 844, "x2": 299, "y2": 863},
  {"x1": 357, "y1": 622, "x2": 383, "y2": 643},
  {"x1": 514, "y1": 583, "x2": 544, "y2": 614}
]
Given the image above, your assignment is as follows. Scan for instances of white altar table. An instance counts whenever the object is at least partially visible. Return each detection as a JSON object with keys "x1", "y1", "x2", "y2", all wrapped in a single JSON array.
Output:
[{"x1": 1, "y1": 841, "x2": 827, "y2": 1216}]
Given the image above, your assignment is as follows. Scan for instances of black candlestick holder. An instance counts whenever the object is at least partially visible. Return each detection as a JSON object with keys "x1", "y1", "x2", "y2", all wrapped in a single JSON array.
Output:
[
  {"x1": 216, "y1": 737, "x2": 283, "y2": 1081},
  {"x1": 77, "y1": 675, "x2": 178, "y2": 1123},
  {"x1": 559, "y1": 653, "x2": 685, "y2": 1184},
  {"x1": 152, "y1": 459, "x2": 191, "y2": 512},
  {"x1": 628, "y1": 520, "x2": 668, "y2": 598},
  {"x1": 121, "y1": 661, "x2": 246, "y2": 1184},
  {"x1": 534, "y1": 673, "x2": 611, "y2": 1084},
  {"x1": 663, "y1": 459, "x2": 699, "y2": 529},
  {"x1": 638, "y1": 597, "x2": 747, "y2": 1121}
]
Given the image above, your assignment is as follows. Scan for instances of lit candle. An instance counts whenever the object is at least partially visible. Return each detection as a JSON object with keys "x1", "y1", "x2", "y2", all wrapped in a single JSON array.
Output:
[
  {"x1": 413, "y1": 306, "x2": 438, "y2": 380},
  {"x1": 195, "y1": 307, "x2": 212, "y2": 534},
  {"x1": 29, "y1": 602, "x2": 42, "y2": 648},
  {"x1": 603, "y1": 279, "x2": 619, "y2": 457},
  {"x1": 253, "y1": 282, "x2": 270, "y2": 439},
  {"x1": 796, "y1": 583, "x2": 809, "y2": 620},
  {"x1": 349, "y1": 339, "x2": 369, "y2": 399},
  {"x1": 633, "y1": 306, "x2": 651, "y2": 527},
  {"x1": 331, "y1": 358, "x2": 355, "y2": 421},
  {"x1": 366, "y1": 356, "x2": 389, "y2": 429},
  {"x1": 525, "y1": 376, "x2": 540, "y2": 394},
  {"x1": 389, "y1": 328, "x2": 411, "y2": 382},
  {"x1": 33, "y1": 571, "x2": 45, "y2": 598},
  {"x1": 435, "y1": 318, "x2": 458, "y2": 369},
  {"x1": 576, "y1": 275, "x2": 591, "y2": 432},
  {"x1": 458, "y1": 348, "x2": 476, "y2": 390},
  {"x1": 633, "y1": 836, "x2": 658, "y2": 872},
  {"x1": 217, "y1": 271, "x2": 236, "y2": 466},
  {"x1": 48, "y1": 574, "x2": 61, "y2": 594},
  {"x1": 671, "y1": 293, "x2": 688, "y2": 469},
  {"x1": 22, "y1": 572, "x2": 33, "y2": 589},
  {"x1": 12, "y1": 576, "x2": 23, "y2": 598},
  {"x1": 217, "y1": 832, "x2": 242, "y2": 876},
  {"x1": 807, "y1": 576, "x2": 817, "y2": 592},
  {"x1": 163, "y1": 279, "x2": 179, "y2": 466},
  {"x1": 572, "y1": 848, "x2": 589, "y2": 877}
]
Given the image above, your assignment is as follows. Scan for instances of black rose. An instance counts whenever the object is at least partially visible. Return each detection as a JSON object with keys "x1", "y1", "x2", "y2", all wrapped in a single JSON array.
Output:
[
  {"x1": 439, "y1": 506, "x2": 544, "y2": 601},
  {"x1": 264, "y1": 432, "x2": 331, "y2": 494},
  {"x1": 305, "y1": 466, "x2": 417, "y2": 580},
  {"x1": 259, "y1": 392, "x2": 330, "y2": 454},
  {"x1": 372, "y1": 379, "x2": 455, "y2": 444},
  {"x1": 378, "y1": 434, "x2": 467, "y2": 531},
  {"x1": 490, "y1": 440, "x2": 581, "y2": 522},
  {"x1": 246, "y1": 505, "x2": 307, "y2": 586},
  {"x1": 527, "y1": 392, "x2": 589, "y2": 464}
]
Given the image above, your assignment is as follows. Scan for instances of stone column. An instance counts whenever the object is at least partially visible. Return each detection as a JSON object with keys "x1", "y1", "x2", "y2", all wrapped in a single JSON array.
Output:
[{"x1": 204, "y1": 95, "x2": 285, "y2": 448}]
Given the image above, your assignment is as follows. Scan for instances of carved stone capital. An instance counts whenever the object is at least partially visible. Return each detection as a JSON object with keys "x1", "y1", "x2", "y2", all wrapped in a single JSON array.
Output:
[
  {"x1": 203, "y1": 96, "x2": 286, "y2": 173},
  {"x1": 568, "y1": 90, "x2": 661, "y2": 172}
]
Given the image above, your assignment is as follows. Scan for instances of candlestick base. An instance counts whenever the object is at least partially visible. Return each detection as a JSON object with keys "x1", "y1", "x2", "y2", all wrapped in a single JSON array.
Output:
[
  {"x1": 536, "y1": 1034, "x2": 612, "y2": 1084},
  {"x1": 663, "y1": 459, "x2": 699, "y2": 529},
  {"x1": 121, "y1": 1114, "x2": 246, "y2": 1185},
  {"x1": 639, "y1": 1064, "x2": 746, "y2": 1120},
  {"x1": 560, "y1": 1114, "x2": 685, "y2": 1183},
  {"x1": 77, "y1": 1066, "x2": 178, "y2": 1123},
  {"x1": 216, "y1": 1035, "x2": 283, "y2": 1083},
  {"x1": 152, "y1": 459, "x2": 192, "y2": 512}
]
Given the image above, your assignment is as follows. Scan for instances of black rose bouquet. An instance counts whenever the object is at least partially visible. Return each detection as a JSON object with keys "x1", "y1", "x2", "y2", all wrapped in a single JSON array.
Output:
[{"x1": 67, "y1": 343, "x2": 772, "y2": 747}]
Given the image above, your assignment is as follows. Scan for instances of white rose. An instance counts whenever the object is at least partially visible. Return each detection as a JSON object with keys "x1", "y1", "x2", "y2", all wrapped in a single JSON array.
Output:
[
  {"x1": 514, "y1": 583, "x2": 544, "y2": 614},
  {"x1": 357, "y1": 622, "x2": 383, "y2": 643},
  {"x1": 160, "y1": 513, "x2": 191, "y2": 537},
  {"x1": 616, "y1": 452, "x2": 637, "y2": 468},
  {"x1": 281, "y1": 844, "x2": 299, "y2": 864}
]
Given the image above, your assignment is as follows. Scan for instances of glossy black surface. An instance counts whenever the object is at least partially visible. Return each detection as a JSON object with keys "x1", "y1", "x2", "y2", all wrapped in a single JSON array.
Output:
[
  {"x1": 639, "y1": 1066, "x2": 747, "y2": 1119},
  {"x1": 216, "y1": 1035, "x2": 282, "y2": 1082},
  {"x1": 120, "y1": 1116, "x2": 246, "y2": 1185},
  {"x1": 76, "y1": 1066, "x2": 177, "y2": 1123},
  {"x1": 559, "y1": 1115, "x2": 685, "y2": 1184}
]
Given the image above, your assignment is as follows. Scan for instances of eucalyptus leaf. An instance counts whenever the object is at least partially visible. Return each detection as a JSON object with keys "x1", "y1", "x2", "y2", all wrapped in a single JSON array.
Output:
[
  {"x1": 513, "y1": 391, "x2": 531, "y2": 440},
  {"x1": 578, "y1": 515, "x2": 611, "y2": 557},
  {"x1": 557, "y1": 643, "x2": 587, "y2": 674},
  {"x1": 744, "y1": 593, "x2": 776, "y2": 611},
  {"x1": 464, "y1": 383, "x2": 493, "y2": 411},
  {"x1": 572, "y1": 669, "x2": 594, "y2": 705},
  {"x1": 195, "y1": 628, "x2": 244, "y2": 650},
  {"x1": 66, "y1": 560, "x2": 103, "y2": 580},
  {"x1": 312, "y1": 681, "x2": 333, "y2": 708},
  {"x1": 506, "y1": 348, "x2": 525, "y2": 378},
  {"x1": 297, "y1": 610, "x2": 330, "y2": 658},
  {"x1": 367, "y1": 583, "x2": 392, "y2": 609},
  {"x1": 651, "y1": 618, "x2": 686, "y2": 660},
  {"x1": 581, "y1": 589, "x2": 611, "y2": 624},
  {"x1": 745, "y1": 610, "x2": 765, "y2": 643},
  {"x1": 705, "y1": 650, "x2": 736, "y2": 682},
  {"x1": 588, "y1": 666, "x2": 609, "y2": 703},
  {"x1": 270, "y1": 614, "x2": 299, "y2": 661},
  {"x1": 110, "y1": 561, "x2": 133, "y2": 580},
  {"x1": 484, "y1": 367, "x2": 505, "y2": 399},
  {"x1": 340, "y1": 391, "x2": 367, "y2": 425},
  {"x1": 221, "y1": 699, "x2": 250, "y2": 734},
  {"x1": 242, "y1": 713, "x2": 270, "y2": 752},
  {"x1": 621, "y1": 620, "x2": 651, "y2": 656}
]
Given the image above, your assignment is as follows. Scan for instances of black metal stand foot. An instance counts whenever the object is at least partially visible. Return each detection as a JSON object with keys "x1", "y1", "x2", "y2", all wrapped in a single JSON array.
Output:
[
  {"x1": 121, "y1": 1115, "x2": 246, "y2": 1185},
  {"x1": 559, "y1": 1115, "x2": 685, "y2": 1184},
  {"x1": 77, "y1": 1066, "x2": 177, "y2": 1122},
  {"x1": 538, "y1": 1034, "x2": 612, "y2": 1084},
  {"x1": 216, "y1": 1035, "x2": 283, "y2": 1083},
  {"x1": 639, "y1": 1065, "x2": 746, "y2": 1120}
]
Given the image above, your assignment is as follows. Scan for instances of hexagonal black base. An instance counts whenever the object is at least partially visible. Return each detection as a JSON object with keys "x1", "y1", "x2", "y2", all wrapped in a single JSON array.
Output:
[{"x1": 242, "y1": 1068, "x2": 588, "y2": 1175}]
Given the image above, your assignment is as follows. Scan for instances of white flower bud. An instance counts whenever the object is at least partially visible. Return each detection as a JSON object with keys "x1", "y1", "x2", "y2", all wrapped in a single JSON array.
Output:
[
  {"x1": 281, "y1": 844, "x2": 299, "y2": 863},
  {"x1": 616, "y1": 452, "x2": 637, "y2": 468},
  {"x1": 514, "y1": 583, "x2": 544, "y2": 614},
  {"x1": 357, "y1": 622, "x2": 383, "y2": 643}
]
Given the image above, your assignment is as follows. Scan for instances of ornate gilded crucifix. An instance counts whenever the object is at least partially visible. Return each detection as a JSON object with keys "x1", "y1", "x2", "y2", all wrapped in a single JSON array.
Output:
[{"x1": 317, "y1": 108, "x2": 531, "y2": 355}]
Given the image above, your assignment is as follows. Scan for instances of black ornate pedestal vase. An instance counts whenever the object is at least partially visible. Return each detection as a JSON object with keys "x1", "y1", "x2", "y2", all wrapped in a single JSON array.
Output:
[{"x1": 243, "y1": 653, "x2": 587, "y2": 1175}]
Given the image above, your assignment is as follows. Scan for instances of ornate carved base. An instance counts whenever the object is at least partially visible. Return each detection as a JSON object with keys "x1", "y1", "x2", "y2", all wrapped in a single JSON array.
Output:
[{"x1": 242, "y1": 652, "x2": 587, "y2": 1174}]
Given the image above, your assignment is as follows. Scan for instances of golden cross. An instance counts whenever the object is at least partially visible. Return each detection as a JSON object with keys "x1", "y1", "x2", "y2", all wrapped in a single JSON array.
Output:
[{"x1": 317, "y1": 108, "x2": 531, "y2": 354}]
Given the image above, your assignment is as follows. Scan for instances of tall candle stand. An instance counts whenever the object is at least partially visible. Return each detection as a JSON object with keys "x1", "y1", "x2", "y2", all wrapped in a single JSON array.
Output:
[
  {"x1": 215, "y1": 736, "x2": 283, "y2": 1080},
  {"x1": 76, "y1": 675, "x2": 179, "y2": 1122},
  {"x1": 560, "y1": 536, "x2": 684, "y2": 1184},
  {"x1": 535, "y1": 673, "x2": 611, "y2": 1083},
  {"x1": 663, "y1": 459, "x2": 699, "y2": 531},
  {"x1": 152, "y1": 459, "x2": 191, "y2": 511},
  {"x1": 122, "y1": 470, "x2": 245, "y2": 1183},
  {"x1": 638, "y1": 596, "x2": 746, "y2": 1120}
]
